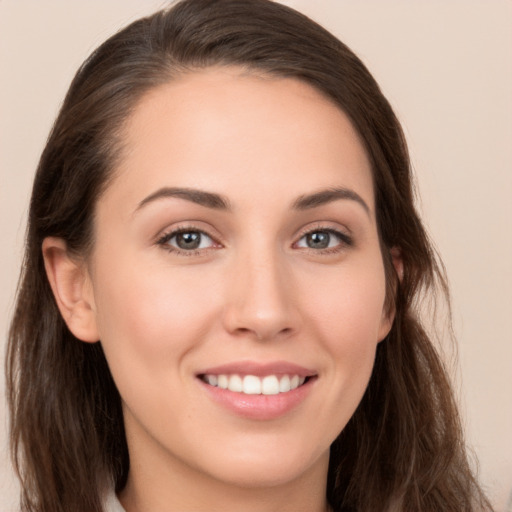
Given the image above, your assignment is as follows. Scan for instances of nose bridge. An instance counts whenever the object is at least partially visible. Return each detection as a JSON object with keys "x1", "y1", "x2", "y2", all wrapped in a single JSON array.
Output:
[{"x1": 223, "y1": 240, "x2": 297, "y2": 340}]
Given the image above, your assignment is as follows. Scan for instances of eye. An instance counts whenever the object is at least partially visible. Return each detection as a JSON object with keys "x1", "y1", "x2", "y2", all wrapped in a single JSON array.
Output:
[
  {"x1": 158, "y1": 229, "x2": 217, "y2": 253},
  {"x1": 295, "y1": 229, "x2": 352, "y2": 251}
]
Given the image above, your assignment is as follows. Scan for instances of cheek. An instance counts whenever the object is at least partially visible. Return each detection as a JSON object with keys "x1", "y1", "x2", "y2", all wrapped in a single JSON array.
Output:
[
  {"x1": 91, "y1": 257, "x2": 219, "y2": 370},
  {"x1": 304, "y1": 257, "x2": 387, "y2": 346},
  {"x1": 89, "y1": 258, "x2": 223, "y2": 438},
  {"x1": 299, "y1": 255, "x2": 387, "y2": 400}
]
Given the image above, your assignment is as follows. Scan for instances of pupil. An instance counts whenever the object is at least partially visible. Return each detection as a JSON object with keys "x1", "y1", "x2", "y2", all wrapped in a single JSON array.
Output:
[
  {"x1": 177, "y1": 232, "x2": 201, "y2": 250},
  {"x1": 307, "y1": 231, "x2": 330, "y2": 249}
]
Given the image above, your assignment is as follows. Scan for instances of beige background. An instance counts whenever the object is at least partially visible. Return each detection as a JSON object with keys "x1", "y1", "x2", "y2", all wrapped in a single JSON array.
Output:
[{"x1": 1, "y1": 1, "x2": 511, "y2": 510}]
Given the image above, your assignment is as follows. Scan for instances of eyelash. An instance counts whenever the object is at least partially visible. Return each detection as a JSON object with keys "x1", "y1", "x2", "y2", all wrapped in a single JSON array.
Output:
[
  {"x1": 156, "y1": 225, "x2": 353, "y2": 256},
  {"x1": 156, "y1": 226, "x2": 220, "y2": 257},
  {"x1": 293, "y1": 226, "x2": 353, "y2": 255}
]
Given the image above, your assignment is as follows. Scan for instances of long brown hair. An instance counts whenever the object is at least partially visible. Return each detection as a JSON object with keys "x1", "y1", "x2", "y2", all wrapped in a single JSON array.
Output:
[{"x1": 6, "y1": 1, "x2": 491, "y2": 511}]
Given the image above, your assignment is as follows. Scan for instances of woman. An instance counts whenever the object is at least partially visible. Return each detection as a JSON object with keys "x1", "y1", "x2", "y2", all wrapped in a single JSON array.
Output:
[{"x1": 6, "y1": 0, "x2": 492, "y2": 511}]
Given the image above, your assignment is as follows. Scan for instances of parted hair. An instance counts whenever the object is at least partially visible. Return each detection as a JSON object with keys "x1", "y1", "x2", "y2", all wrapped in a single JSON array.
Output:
[{"x1": 6, "y1": 1, "x2": 491, "y2": 511}]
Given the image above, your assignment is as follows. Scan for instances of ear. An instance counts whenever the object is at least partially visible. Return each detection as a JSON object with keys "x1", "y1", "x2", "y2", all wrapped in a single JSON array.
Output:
[
  {"x1": 390, "y1": 246, "x2": 404, "y2": 282},
  {"x1": 378, "y1": 246, "x2": 403, "y2": 342},
  {"x1": 42, "y1": 237, "x2": 100, "y2": 343}
]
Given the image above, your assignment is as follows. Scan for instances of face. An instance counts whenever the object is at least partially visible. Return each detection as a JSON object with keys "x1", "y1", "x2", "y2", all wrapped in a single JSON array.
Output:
[{"x1": 85, "y1": 68, "x2": 392, "y2": 490}]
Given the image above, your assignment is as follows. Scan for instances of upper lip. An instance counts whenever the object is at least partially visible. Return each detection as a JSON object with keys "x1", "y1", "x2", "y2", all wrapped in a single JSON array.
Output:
[{"x1": 197, "y1": 360, "x2": 317, "y2": 378}]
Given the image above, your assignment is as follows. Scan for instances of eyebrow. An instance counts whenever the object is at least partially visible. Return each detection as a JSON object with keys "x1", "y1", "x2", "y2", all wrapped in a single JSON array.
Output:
[
  {"x1": 136, "y1": 187, "x2": 231, "y2": 212},
  {"x1": 135, "y1": 185, "x2": 369, "y2": 216},
  {"x1": 292, "y1": 187, "x2": 370, "y2": 215}
]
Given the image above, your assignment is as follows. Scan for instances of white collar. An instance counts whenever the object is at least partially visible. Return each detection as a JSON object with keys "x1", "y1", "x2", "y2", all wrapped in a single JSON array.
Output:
[{"x1": 103, "y1": 489, "x2": 126, "y2": 512}]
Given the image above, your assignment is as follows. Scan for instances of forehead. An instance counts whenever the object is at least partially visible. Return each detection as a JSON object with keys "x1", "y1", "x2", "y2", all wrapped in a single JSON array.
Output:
[{"x1": 106, "y1": 67, "x2": 374, "y2": 214}]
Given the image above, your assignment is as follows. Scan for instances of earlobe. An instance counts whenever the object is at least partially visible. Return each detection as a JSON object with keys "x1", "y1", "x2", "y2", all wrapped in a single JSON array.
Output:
[
  {"x1": 42, "y1": 237, "x2": 100, "y2": 343},
  {"x1": 378, "y1": 246, "x2": 403, "y2": 342},
  {"x1": 377, "y1": 311, "x2": 394, "y2": 343}
]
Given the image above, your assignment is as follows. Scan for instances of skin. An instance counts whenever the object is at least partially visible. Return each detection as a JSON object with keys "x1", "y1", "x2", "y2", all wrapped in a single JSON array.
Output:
[{"x1": 44, "y1": 67, "x2": 395, "y2": 512}]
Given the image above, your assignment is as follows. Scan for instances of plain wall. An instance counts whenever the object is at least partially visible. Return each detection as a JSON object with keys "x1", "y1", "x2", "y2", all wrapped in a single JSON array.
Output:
[{"x1": 1, "y1": 1, "x2": 511, "y2": 510}]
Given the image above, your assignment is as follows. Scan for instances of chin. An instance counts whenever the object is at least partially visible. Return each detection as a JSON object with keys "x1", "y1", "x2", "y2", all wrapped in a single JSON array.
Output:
[{"x1": 198, "y1": 441, "x2": 330, "y2": 489}]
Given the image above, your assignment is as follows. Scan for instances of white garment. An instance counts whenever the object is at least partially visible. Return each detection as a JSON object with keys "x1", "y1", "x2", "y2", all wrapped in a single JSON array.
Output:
[{"x1": 103, "y1": 489, "x2": 126, "y2": 512}]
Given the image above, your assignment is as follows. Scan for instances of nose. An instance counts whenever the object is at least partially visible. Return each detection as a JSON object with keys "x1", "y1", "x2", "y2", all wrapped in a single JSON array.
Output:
[{"x1": 222, "y1": 248, "x2": 300, "y2": 342}]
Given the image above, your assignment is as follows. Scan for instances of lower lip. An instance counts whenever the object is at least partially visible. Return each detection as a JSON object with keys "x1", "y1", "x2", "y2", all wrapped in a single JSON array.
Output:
[{"x1": 198, "y1": 378, "x2": 315, "y2": 420}]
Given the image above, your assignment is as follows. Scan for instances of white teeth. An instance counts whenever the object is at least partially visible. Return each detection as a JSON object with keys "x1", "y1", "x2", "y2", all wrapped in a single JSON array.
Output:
[
  {"x1": 243, "y1": 375, "x2": 262, "y2": 394},
  {"x1": 217, "y1": 374, "x2": 229, "y2": 389},
  {"x1": 203, "y1": 373, "x2": 309, "y2": 395},
  {"x1": 279, "y1": 375, "x2": 291, "y2": 392},
  {"x1": 261, "y1": 375, "x2": 279, "y2": 395},
  {"x1": 228, "y1": 374, "x2": 243, "y2": 392}
]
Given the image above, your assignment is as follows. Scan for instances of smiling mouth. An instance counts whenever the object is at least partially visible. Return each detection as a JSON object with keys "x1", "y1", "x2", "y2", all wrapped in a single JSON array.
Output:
[{"x1": 199, "y1": 374, "x2": 311, "y2": 395}]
